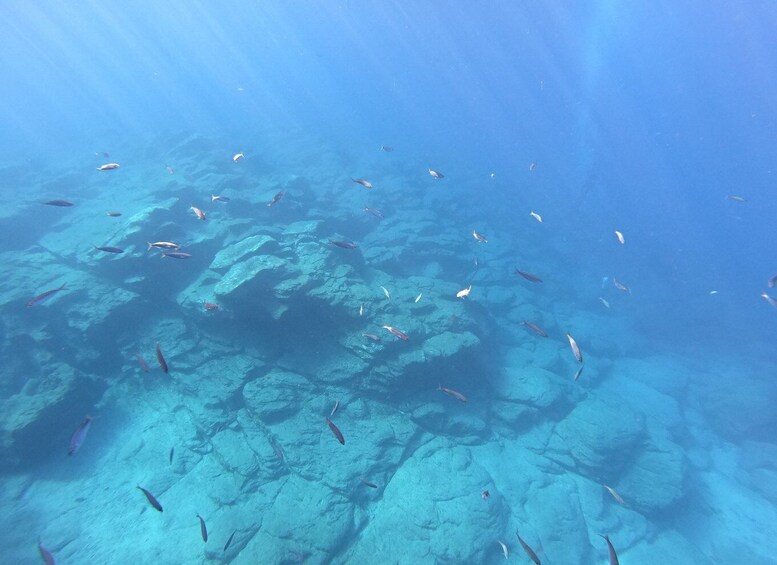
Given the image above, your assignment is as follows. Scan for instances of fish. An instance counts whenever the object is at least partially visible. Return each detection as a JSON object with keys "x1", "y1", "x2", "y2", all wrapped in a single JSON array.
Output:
[
  {"x1": 26, "y1": 283, "x2": 66, "y2": 307},
  {"x1": 599, "y1": 297, "x2": 610, "y2": 309},
  {"x1": 614, "y1": 230, "x2": 625, "y2": 245},
  {"x1": 428, "y1": 168, "x2": 444, "y2": 179},
  {"x1": 105, "y1": 211, "x2": 122, "y2": 217},
  {"x1": 497, "y1": 540, "x2": 509, "y2": 560},
  {"x1": 529, "y1": 211, "x2": 543, "y2": 223},
  {"x1": 456, "y1": 285, "x2": 472, "y2": 299},
  {"x1": 267, "y1": 191, "x2": 285, "y2": 207},
  {"x1": 148, "y1": 241, "x2": 180, "y2": 250},
  {"x1": 190, "y1": 206, "x2": 206, "y2": 220},
  {"x1": 325, "y1": 417, "x2": 345, "y2": 445},
  {"x1": 212, "y1": 194, "x2": 230, "y2": 202},
  {"x1": 528, "y1": 162, "x2": 536, "y2": 172},
  {"x1": 599, "y1": 534, "x2": 620, "y2": 565},
  {"x1": 204, "y1": 301, "x2": 220, "y2": 311},
  {"x1": 521, "y1": 321, "x2": 548, "y2": 337},
  {"x1": 38, "y1": 543, "x2": 55, "y2": 565},
  {"x1": 379, "y1": 145, "x2": 393, "y2": 152},
  {"x1": 169, "y1": 447, "x2": 174, "y2": 464},
  {"x1": 137, "y1": 354, "x2": 150, "y2": 372},
  {"x1": 474, "y1": 255, "x2": 479, "y2": 267},
  {"x1": 43, "y1": 199, "x2": 74, "y2": 207},
  {"x1": 137, "y1": 485, "x2": 163, "y2": 512},
  {"x1": 166, "y1": 165, "x2": 174, "y2": 175},
  {"x1": 97, "y1": 163, "x2": 120, "y2": 170},
  {"x1": 381, "y1": 286, "x2": 391, "y2": 300},
  {"x1": 330, "y1": 400, "x2": 340, "y2": 417},
  {"x1": 481, "y1": 490, "x2": 490, "y2": 500},
  {"x1": 415, "y1": 293, "x2": 423, "y2": 303},
  {"x1": 768, "y1": 275, "x2": 777, "y2": 288},
  {"x1": 726, "y1": 194, "x2": 746, "y2": 202},
  {"x1": 362, "y1": 333, "x2": 381, "y2": 342},
  {"x1": 761, "y1": 293, "x2": 777, "y2": 307},
  {"x1": 363, "y1": 207, "x2": 384, "y2": 219},
  {"x1": 233, "y1": 152, "x2": 244, "y2": 162},
  {"x1": 330, "y1": 240, "x2": 358, "y2": 249},
  {"x1": 573, "y1": 365, "x2": 584, "y2": 381},
  {"x1": 438, "y1": 384, "x2": 467, "y2": 402},
  {"x1": 94, "y1": 246, "x2": 124, "y2": 254},
  {"x1": 352, "y1": 178, "x2": 373, "y2": 189},
  {"x1": 196, "y1": 513, "x2": 208, "y2": 542},
  {"x1": 359, "y1": 303, "x2": 364, "y2": 317},
  {"x1": 360, "y1": 478, "x2": 378, "y2": 488},
  {"x1": 156, "y1": 342, "x2": 169, "y2": 374},
  {"x1": 515, "y1": 531, "x2": 541, "y2": 565},
  {"x1": 472, "y1": 230, "x2": 488, "y2": 243},
  {"x1": 224, "y1": 530, "x2": 237, "y2": 552},
  {"x1": 68, "y1": 416, "x2": 93, "y2": 455},
  {"x1": 566, "y1": 333, "x2": 583, "y2": 363},
  {"x1": 514, "y1": 269, "x2": 543, "y2": 283},
  {"x1": 603, "y1": 484, "x2": 625, "y2": 504},
  {"x1": 382, "y1": 325, "x2": 409, "y2": 340},
  {"x1": 162, "y1": 252, "x2": 192, "y2": 259},
  {"x1": 612, "y1": 278, "x2": 630, "y2": 293}
]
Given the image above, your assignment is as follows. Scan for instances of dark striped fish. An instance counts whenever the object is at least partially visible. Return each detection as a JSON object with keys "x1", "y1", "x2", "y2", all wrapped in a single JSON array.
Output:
[
  {"x1": 38, "y1": 542, "x2": 55, "y2": 565},
  {"x1": 161, "y1": 252, "x2": 192, "y2": 259},
  {"x1": 43, "y1": 199, "x2": 74, "y2": 207},
  {"x1": 26, "y1": 283, "x2": 66, "y2": 307},
  {"x1": 768, "y1": 274, "x2": 777, "y2": 288},
  {"x1": 196, "y1": 513, "x2": 208, "y2": 542},
  {"x1": 566, "y1": 333, "x2": 583, "y2": 363},
  {"x1": 137, "y1": 485, "x2": 163, "y2": 512},
  {"x1": 360, "y1": 477, "x2": 378, "y2": 488},
  {"x1": 437, "y1": 385, "x2": 467, "y2": 402},
  {"x1": 330, "y1": 240, "x2": 358, "y2": 249},
  {"x1": 325, "y1": 417, "x2": 345, "y2": 445},
  {"x1": 224, "y1": 529, "x2": 237, "y2": 552},
  {"x1": 169, "y1": 447, "x2": 174, "y2": 464},
  {"x1": 516, "y1": 531, "x2": 541, "y2": 565},
  {"x1": 599, "y1": 534, "x2": 620, "y2": 565},
  {"x1": 156, "y1": 342, "x2": 168, "y2": 374},
  {"x1": 137, "y1": 354, "x2": 150, "y2": 373},
  {"x1": 514, "y1": 269, "x2": 543, "y2": 283},
  {"x1": 106, "y1": 211, "x2": 122, "y2": 217},
  {"x1": 94, "y1": 246, "x2": 124, "y2": 254},
  {"x1": 68, "y1": 416, "x2": 93, "y2": 456},
  {"x1": 267, "y1": 191, "x2": 285, "y2": 207},
  {"x1": 573, "y1": 365, "x2": 584, "y2": 381},
  {"x1": 521, "y1": 320, "x2": 548, "y2": 337}
]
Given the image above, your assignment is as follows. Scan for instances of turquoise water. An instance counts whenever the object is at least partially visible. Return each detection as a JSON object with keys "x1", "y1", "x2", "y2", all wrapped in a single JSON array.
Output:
[{"x1": 2, "y1": 3, "x2": 776, "y2": 564}]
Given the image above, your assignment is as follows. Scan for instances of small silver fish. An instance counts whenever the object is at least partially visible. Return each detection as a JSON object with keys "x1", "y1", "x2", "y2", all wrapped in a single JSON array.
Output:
[
  {"x1": 380, "y1": 286, "x2": 391, "y2": 300},
  {"x1": 566, "y1": 333, "x2": 583, "y2": 363}
]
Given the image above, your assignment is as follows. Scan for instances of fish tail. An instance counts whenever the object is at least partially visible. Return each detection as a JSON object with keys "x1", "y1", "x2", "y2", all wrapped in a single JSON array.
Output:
[{"x1": 147, "y1": 242, "x2": 153, "y2": 250}]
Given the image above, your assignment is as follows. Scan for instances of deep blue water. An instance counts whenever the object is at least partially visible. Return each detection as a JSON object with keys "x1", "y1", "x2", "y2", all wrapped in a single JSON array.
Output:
[{"x1": 1, "y1": 2, "x2": 776, "y2": 564}]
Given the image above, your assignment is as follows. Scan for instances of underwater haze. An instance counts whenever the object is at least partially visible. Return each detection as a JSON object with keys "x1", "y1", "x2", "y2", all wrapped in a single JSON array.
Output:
[{"x1": 1, "y1": 1, "x2": 776, "y2": 563}]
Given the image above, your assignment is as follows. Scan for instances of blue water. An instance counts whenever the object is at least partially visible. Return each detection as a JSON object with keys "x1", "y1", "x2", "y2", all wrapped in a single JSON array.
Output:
[{"x1": 2, "y1": 2, "x2": 776, "y2": 563}]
